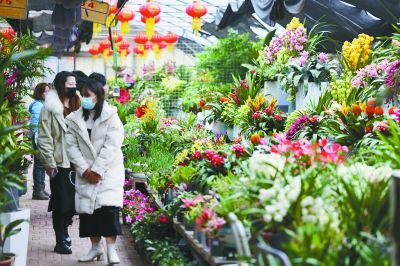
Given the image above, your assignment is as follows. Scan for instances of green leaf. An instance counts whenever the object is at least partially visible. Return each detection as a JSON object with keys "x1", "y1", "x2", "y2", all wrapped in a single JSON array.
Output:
[{"x1": 263, "y1": 29, "x2": 277, "y2": 47}]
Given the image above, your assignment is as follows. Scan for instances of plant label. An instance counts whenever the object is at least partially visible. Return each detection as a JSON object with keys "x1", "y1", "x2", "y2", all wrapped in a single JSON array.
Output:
[{"x1": 113, "y1": 86, "x2": 120, "y2": 97}]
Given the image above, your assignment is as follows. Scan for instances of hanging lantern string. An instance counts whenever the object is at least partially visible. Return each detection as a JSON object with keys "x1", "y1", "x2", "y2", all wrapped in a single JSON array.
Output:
[{"x1": 109, "y1": 0, "x2": 130, "y2": 27}]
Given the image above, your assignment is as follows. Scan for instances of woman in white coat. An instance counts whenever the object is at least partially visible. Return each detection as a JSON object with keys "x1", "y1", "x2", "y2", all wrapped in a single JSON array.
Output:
[{"x1": 65, "y1": 78, "x2": 125, "y2": 264}]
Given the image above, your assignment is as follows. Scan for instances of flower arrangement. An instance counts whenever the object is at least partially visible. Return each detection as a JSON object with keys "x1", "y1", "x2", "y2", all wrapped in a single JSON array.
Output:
[
  {"x1": 384, "y1": 60, "x2": 400, "y2": 95},
  {"x1": 342, "y1": 34, "x2": 374, "y2": 71}
]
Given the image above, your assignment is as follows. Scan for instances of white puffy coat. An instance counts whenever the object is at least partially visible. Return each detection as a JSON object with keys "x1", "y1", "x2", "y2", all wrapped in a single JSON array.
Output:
[{"x1": 65, "y1": 102, "x2": 125, "y2": 214}]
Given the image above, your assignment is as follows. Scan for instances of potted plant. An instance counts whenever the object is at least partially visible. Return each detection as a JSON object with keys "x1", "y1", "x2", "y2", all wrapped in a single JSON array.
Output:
[{"x1": 0, "y1": 219, "x2": 27, "y2": 266}]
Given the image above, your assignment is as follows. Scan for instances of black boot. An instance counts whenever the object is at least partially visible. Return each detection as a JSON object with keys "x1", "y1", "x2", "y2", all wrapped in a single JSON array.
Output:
[
  {"x1": 54, "y1": 242, "x2": 72, "y2": 254},
  {"x1": 64, "y1": 227, "x2": 72, "y2": 248},
  {"x1": 32, "y1": 190, "x2": 49, "y2": 200}
]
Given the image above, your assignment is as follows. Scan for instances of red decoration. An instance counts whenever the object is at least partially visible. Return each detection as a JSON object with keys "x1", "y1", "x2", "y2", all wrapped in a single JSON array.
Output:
[
  {"x1": 141, "y1": 15, "x2": 159, "y2": 24},
  {"x1": 117, "y1": 7, "x2": 135, "y2": 36},
  {"x1": 88, "y1": 45, "x2": 99, "y2": 58},
  {"x1": 133, "y1": 32, "x2": 148, "y2": 52},
  {"x1": 134, "y1": 46, "x2": 144, "y2": 57},
  {"x1": 139, "y1": 0, "x2": 161, "y2": 39},
  {"x1": 163, "y1": 32, "x2": 179, "y2": 51},
  {"x1": 108, "y1": 0, "x2": 118, "y2": 14},
  {"x1": 99, "y1": 39, "x2": 112, "y2": 58},
  {"x1": 186, "y1": 0, "x2": 207, "y2": 35},
  {"x1": 107, "y1": 32, "x2": 123, "y2": 43},
  {"x1": 150, "y1": 32, "x2": 163, "y2": 53},
  {"x1": 118, "y1": 40, "x2": 131, "y2": 57},
  {"x1": 158, "y1": 42, "x2": 167, "y2": 50}
]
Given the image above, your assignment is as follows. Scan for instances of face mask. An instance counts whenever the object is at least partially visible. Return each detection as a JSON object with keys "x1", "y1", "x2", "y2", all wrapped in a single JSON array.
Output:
[
  {"x1": 81, "y1": 97, "x2": 96, "y2": 110},
  {"x1": 65, "y1": 87, "x2": 77, "y2": 98}
]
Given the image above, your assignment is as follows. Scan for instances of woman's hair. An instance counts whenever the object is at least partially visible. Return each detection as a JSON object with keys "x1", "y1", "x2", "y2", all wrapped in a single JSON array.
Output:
[
  {"x1": 72, "y1": 70, "x2": 88, "y2": 93},
  {"x1": 89, "y1": 72, "x2": 106, "y2": 86},
  {"x1": 53, "y1": 71, "x2": 81, "y2": 116},
  {"x1": 81, "y1": 78, "x2": 105, "y2": 121},
  {"x1": 32, "y1": 83, "x2": 49, "y2": 100}
]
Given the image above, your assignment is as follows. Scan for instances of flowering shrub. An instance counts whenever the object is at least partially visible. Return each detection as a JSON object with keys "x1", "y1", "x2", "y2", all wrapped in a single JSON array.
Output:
[
  {"x1": 351, "y1": 60, "x2": 389, "y2": 88},
  {"x1": 122, "y1": 189, "x2": 154, "y2": 224},
  {"x1": 384, "y1": 60, "x2": 400, "y2": 94}
]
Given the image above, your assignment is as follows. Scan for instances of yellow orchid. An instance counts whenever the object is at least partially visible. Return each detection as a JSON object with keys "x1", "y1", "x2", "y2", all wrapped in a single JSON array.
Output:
[
  {"x1": 286, "y1": 17, "x2": 304, "y2": 30},
  {"x1": 342, "y1": 33, "x2": 374, "y2": 71}
]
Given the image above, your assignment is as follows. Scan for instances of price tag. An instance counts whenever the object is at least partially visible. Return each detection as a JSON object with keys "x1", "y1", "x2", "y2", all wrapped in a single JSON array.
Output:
[
  {"x1": 81, "y1": 1, "x2": 110, "y2": 25},
  {"x1": 0, "y1": 0, "x2": 28, "y2": 20}
]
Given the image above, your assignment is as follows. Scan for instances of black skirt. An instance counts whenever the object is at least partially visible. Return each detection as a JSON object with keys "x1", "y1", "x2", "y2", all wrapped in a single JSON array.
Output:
[
  {"x1": 79, "y1": 206, "x2": 122, "y2": 237},
  {"x1": 48, "y1": 167, "x2": 76, "y2": 213}
]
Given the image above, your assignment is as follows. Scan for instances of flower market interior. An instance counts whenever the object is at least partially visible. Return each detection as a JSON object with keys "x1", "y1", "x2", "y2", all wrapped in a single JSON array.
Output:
[{"x1": 1, "y1": 0, "x2": 400, "y2": 265}]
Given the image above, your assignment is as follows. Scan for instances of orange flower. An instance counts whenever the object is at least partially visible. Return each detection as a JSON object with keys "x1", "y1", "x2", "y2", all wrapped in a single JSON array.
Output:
[
  {"x1": 250, "y1": 133, "x2": 261, "y2": 145},
  {"x1": 366, "y1": 106, "x2": 375, "y2": 116},
  {"x1": 374, "y1": 106, "x2": 384, "y2": 116},
  {"x1": 351, "y1": 104, "x2": 362, "y2": 115},
  {"x1": 199, "y1": 99, "x2": 205, "y2": 108},
  {"x1": 389, "y1": 106, "x2": 397, "y2": 115},
  {"x1": 220, "y1": 96, "x2": 229, "y2": 103}
]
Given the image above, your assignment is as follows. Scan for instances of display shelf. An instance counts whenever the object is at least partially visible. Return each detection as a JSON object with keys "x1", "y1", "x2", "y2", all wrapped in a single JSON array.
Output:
[{"x1": 173, "y1": 219, "x2": 238, "y2": 266}]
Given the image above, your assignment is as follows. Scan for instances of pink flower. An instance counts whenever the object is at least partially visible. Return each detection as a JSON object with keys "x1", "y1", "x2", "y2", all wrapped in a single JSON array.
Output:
[
  {"x1": 192, "y1": 150, "x2": 202, "y2": 160},
  {"x1": 299, "y1": 51, "x2": 308, "y2": 66},
  {"x1": 274, "y1": 114, "x2": 283, "y2": 121},
  {"x1": 126, "y1": 216, "x2": 132, "y2": 224},
  {"x1": 204, "y1": 149, "x2": 215, "y2": 160},
  {"x1": 211, "y1": 154, "x2": 224, "y2": 166},
  {"x1": 252, "y1": 111, "x2": 261, "y2": 120},
  {"x1": 232, "y1": 144, "x2": 245, "y2": 158},
  {"x1": 181, "y1": 195, "x2": 202, "y2": 209},
  {"x1": 318, "y1": 52, "x2": 328, "y2": 63},
  {"x1": 6, "y1": 72, "x2": 18, "y2": 86},
  {"x1": 374, "y1": 120, "x2": 389, "y2": 132}
]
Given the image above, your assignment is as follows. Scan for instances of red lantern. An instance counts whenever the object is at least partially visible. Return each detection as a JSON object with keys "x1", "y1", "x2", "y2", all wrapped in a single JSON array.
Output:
[
  {"x1": 108, "y1": 32, "x2": 123, "y2": 44},
  {"x1": 158, "y1": 42, "x2": 167, "y2": 50},
  {"x1": 117, "y1": 7, "x2": 135, "y2": 36},
  {"x1": 163, "y1": 32, "x2": 179, "y2": 51},
  {"x1": 134, "y1": 46, "x2": 144, "y2": 59},
  {"x1": 139, "y1": 0, "x2": 161, "y2": 39},
  {"x1": 186, "y1": 0, "x2": 207, "y2": 35},
  {"x1": 141, "y1": 15, "x2": 159, "y2": 24},
  {"x1": 118, "y1": 39, "x2": 131, "y2": 57},
  {"x1": 88, "y1": 45, "x2": 99, "y2": 58},
  {"x1": 133, "y1": 32, "x2": 148, "y2": 52},
  {"x1": 143, "y1": 42, "x2": 153, "y2": 58},
  {"x1": 150, "y1": 32, "x2": 163, "y2": 53},
  {"x1": 99, "y1": 39, "x2": 112, "y2": 58},
  {"x1": 1, "y1": 28, "x2": 15, "y2": 40},
  {"x1": 106, "y1": 0, "x2": 118, "y2": 26}
]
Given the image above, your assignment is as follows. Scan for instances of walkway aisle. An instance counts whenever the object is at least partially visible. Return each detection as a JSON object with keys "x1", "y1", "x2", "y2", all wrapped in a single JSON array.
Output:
[{"x1": 20, "y1": 168, "x2": 143, "y2": 266}]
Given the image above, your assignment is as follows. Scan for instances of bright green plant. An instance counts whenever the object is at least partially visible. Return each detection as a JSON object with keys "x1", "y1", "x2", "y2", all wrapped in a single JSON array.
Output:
[{"x1": 196, "y1": 30, "x2": 261, "y2": 83}]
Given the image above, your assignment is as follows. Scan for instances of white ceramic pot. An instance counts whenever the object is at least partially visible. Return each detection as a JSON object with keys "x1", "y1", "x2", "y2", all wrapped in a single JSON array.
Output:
[
  {"x1": 212, "y1": 120, "x2": 228, "y2": 135},
  {"x1": 227, "y1": 127, "x2": 235, "y2": 141},
  {"x1": 0, "y1": 209, "x2": 30, "y2": 266},
  {"x1": 295, "y1": 82, "x2": 329, "y2": 110},
  {"x1": 264, "y1": 81, "x2": 291, "y2": 112}
]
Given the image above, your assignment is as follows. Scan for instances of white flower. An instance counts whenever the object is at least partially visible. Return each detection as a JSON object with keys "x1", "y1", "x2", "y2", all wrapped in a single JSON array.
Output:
[
  {"x1": 249, "y1": 153, "x2": 285, "y2": 179},
  {"x1": 264, "y1": 205, "x2": 276, "y2": 214},
  {"x1": 301, "y1": 196, "x2": 314, "y2": 207},
  {"x1": 259, "y1": 188, "x2": 275, "y2": 202},
  {"x1": 263, "y1": 213, "x2": 272, "y2": 222},
  {"x1": 274, "y1": 213, "x2": 284, "y2": 222}
]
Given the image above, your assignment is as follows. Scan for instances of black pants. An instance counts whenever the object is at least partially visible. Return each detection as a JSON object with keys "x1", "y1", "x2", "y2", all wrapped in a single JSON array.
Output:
[{"x1": 52, "y1": 210, "x2": 74, "y2": 243}]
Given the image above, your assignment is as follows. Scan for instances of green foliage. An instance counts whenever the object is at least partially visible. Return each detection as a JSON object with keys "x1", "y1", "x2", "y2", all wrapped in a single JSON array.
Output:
[
  {"x1": 144, "y1": 239, "x2": 194, "y2": 266},
  {"x1": 374, "y1": 120, "x2": 400, "y2": 169},
  {"x1": 196, "y1": 30, "x2": 261, "y2": 82}
]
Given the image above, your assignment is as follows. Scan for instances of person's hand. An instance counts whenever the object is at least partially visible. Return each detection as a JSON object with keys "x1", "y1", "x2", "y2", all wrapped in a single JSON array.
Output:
[
  {"x1": 83, "y1": 169, "x2": 101, "y2": 184},
  {"x1": 46, "y1": 168, "x2": 56, "y2": 177}
]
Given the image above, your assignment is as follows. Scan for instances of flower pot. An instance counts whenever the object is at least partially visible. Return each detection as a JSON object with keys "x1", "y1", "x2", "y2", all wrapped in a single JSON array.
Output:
[
  {"x1": 208, "y1": 237, "x2": 224, "y2": 257},
  {"x1": 218, "y1": 225, "x2": 236, "y2": 248},
  {"x1": 0, "y1": 254, "x2": 15, "y2": 266},
  {"x1": 211, "y1": 120, "x2": 228, "y2": 135},
  {"x1": 193, "y1": 228, "x2": 207, "y2": 250},
  {"x1": 183, "y1": 218, "x2": 195, "y2": 231},
  {"x1": 295, "y1": 82, "x2": 328, "y2": 110},
  {"x1": 264, "y1": 81, "x2": 290, "y2": 113},
  {"x1": 0, "y1": 209, "x2": 30, "y2": 266},
  {"x1": 226, "y1": 127, "x2": 234, "y2": 141}
]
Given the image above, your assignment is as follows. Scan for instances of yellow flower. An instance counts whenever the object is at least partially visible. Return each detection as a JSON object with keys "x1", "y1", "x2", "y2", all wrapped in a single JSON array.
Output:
[
  {"x1": 190, "y1": 140, "x2": 203, "y2": 153},
  {"x1": 247, "y1": 94, "x2": 266, "y2": 112},
  {"x1": 174, "y1": 149, "x2": 189, "y2": 165},
  {"x1": 268, "y1": 98, "x2": 277, "y2": 110},
  {"x1": 286, "y1": 17, "x2": 304, "y2": 30},
  {"x1": 342, "y1": 34, "x2": 374, "y2": 71}
]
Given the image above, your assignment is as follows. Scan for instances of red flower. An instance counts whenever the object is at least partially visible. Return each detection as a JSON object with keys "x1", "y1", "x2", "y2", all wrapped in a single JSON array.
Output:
[
  {"x1": 274, "y1": 114, "x2": 283, "y2": 121},
  {"x1": 192, "y1": 150, "x2": 202, "y2": 160},
  {"x1": 135, "y1": 105, "x2": 146, "y2": 118},
  {"x1": 310, "y1": 115, "x2": 318, "y2": 123},
  {"x1": 232, "y1": 144, "x2": 245, "y2": 158},
  {"x1": 264, "y1": 107, "x2": 273, "y2": 115},
  {"x1": 252, "y1": 111, "x2": 261, "y2": 120},
  {"x1": 199, "y1": 99, "x2": 205, "y2": 109},
  {"x1": 204, "y1": 149, "x2": 215, "y2": 160},
  {"x1": 211, "y1": 154, "x2": 224, "y2": 166},
  {"x1": 250, "y1": 69, "x2": 256, "y2": 75},
  {"x1": 365, "y1": 126, "x2": 373, "y2": 133},
  {"x1": 159, "y1": 214, "x2": 168, "y2": 223},
  {"x1": 117, "y1": 88, "x2": 131, "y2": 104},
  {"x1": 366, "y1": 106, "x2": 375, "y2": 117}
]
